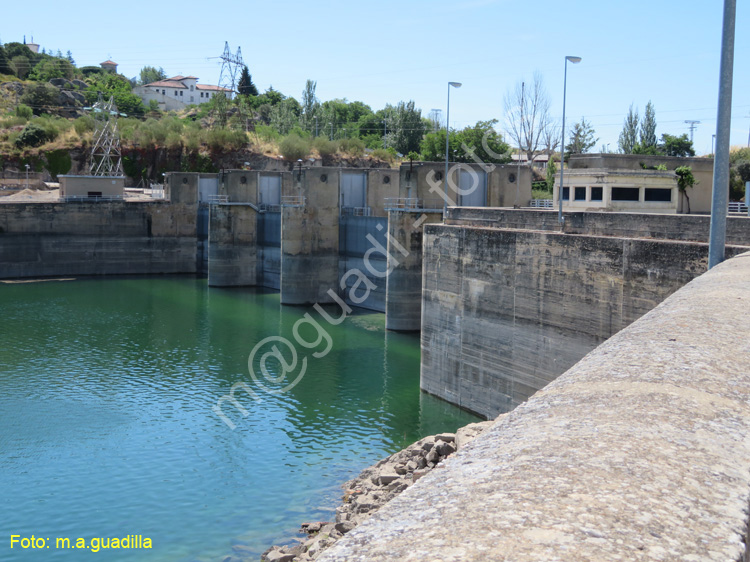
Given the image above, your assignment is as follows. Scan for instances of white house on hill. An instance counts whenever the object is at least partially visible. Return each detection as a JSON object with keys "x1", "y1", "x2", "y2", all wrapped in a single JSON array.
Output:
[{"x1": 134, "y1": 76, "x2": 232, "y2": 111}]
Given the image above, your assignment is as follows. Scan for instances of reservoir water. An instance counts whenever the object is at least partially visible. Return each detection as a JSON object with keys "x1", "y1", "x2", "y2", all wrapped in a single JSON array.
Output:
[{"x1": 0, "y1": 277, "x2": 479, "y2": 561}]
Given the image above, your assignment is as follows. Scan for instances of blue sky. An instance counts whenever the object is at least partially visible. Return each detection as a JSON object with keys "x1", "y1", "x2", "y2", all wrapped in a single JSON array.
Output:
[{"x1": 3, "y1": 0, "x2": 748, "y2": 155}]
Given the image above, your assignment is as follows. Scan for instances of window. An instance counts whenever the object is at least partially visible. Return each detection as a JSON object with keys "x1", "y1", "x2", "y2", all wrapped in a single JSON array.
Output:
[
  {"x1": 611, "y1": 187, "x2": 640, "y2": 202},
  {"x1": 562, "y1": 187, "x2": 569, "y2": 201},
  {"x1": 200, "y1": 92, "x2": 203, "y2": 98},
  {"x1": 190, "y1": 85, "x2": 194, "y2": 91},
  {"x1": 174, "y1": 90, "x2": 178, "y2": 96},
  {"x1": 644, "y1": 188, "x2": 672, "y2": 202},
  {"x1": 179, "y1": 91, "x2": 183, "y2": 96},
  {"x1": 591, "y1": 187, "x2": 603, "y2": 201},
  {"x1": 206, "y1": 92, "x2": 210, "y2": 98},
  {"x1": 162, "y1": 89, "x2": 165, "y2": 95},
  {"x1": 574, "y1": 187, "x2": 586, "y2": 201},
  {"x1": 190, "y1": 96, "x2": 193, "y2": 102}
]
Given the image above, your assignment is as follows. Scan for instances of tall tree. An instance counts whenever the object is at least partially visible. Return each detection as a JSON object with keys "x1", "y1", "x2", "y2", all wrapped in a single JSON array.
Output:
[
  {"x1": 237, "y1": 65, "x2": 258, "y2": 97},
  {"x1": 618, "y1": 104, "x2": 639, "y2": 154},
  {"x1": 65, "y1": 50, "x2": 75, "y2": 65},
  {"x1": 636, "y1": 100, "x2": 657, "y2": 154},
  {"x1": 565, "y1": 117, "x2": 598, "y2": 157},
  {"x1": 301, "y1": 79, "x2": 319, "y2": 133},
  {"x1": 659, "y1": 133, "x2": 695, "y2": 157},
  {"x1": 675, "y1": 165, "x2": 696, "y2": 214},
  {"x1": 391, "y1": 100, "x2": 426, "y2": 155},
  {"x1": 139, "y1": 66, "x2": 166, "y2": 85},
  {"x1": 503, "y1": 72, "x2": 554, "y2": 162}
]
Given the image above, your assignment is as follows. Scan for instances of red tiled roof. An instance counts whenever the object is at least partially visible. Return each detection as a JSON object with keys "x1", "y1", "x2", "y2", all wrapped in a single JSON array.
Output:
[
  {"x1": 196, "y1": 84, "x2": 232, "y2": 91},
  {"x1": 101, "y1": 60, "x2": 117, "y2": 65},
  {"x1": 146, "y1": 80, "x2": 187, "y2": 89}
]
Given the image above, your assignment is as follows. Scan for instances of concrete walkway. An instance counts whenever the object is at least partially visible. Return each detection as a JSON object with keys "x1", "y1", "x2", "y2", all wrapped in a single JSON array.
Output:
[{"x1": 319, "y1": 252, "x2": 750, "y2": 561}]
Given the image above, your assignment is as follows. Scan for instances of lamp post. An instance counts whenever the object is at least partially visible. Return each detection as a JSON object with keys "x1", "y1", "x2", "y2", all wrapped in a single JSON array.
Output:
[
  {"x1": 25, "y1": 164, "x2": 30, "y2": 190},
  {"x1": 559, "y1": 56, "x2": 581, "y2": 224},
  {"x1": 444, "y1": 81, "x2": 462, "y2": 214}
]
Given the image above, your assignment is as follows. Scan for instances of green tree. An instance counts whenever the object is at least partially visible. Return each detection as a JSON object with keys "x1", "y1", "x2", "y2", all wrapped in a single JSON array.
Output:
[
  {"x1": 270, "y1": 97, "x2": 302, "y2": 135},
  {"x1": 390, "y1": 100, "x2": 425, "y2": 155},
  {"x1": 30, "y1": 57, "x2": 75, "y2": 81},
  {"x1": 618, "y1": 104, "x2": 639, "y2": 154},
  {"x1": 565, "y1": 117, "x2": 598, "y2": 157},
  {"x1": 85, "y1": 73, "x2": 145, "y2": 117},
  {"x1": 675, "y1": 165, "x2": 696, "y2": 214},
  {"x1": 658, "y1": 133, "x2": 695, "y2": 157},
  {"x1": 237, "y1": 65, "x2": 259, "y2": 97},
  {"x1": 66, "y1": 50, "x2": 75, "y2": 65},
  {"x1": 11, "y1": 55, "x2": 32, "y2": 79},
  {"x1": 139, "y1": 66, "x2": 166, "y2": 85},
  {"x1": 636, "y1": 101, "x2": 657, "y2": 154},
  {"x1": 20, "y1": 83, "x2": 59, "y2": 115},
  {"x1": 301, "y1": 79, "x2": 319, "y2": 133},
  {"x1": 546, "y1": 158, "x2": 557, "y2": 192},
  {"x1": 459, "y1": 120, "x2": 511, "y2": 164},
  {"x1": 0, "y1": 45, "x2": 12, "y2": 76}
]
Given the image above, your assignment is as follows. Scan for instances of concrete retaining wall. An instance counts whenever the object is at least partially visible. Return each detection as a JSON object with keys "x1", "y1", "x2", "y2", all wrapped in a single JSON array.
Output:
[
  {"x1": 421, "y1": 223, "x2": 750, "y2": 418},
  {"x1": 0, "y1": 201, "x2": 197, "y2": 278},
  {"x1": 447, "y1": 207, "x2": 750, "y2": 246},
  {"x1": 320, "y1": 251, "x2": 750, "y2": 561},
  {"x1": 208, "y1": 204, "x2": 258, "y2": 287}
]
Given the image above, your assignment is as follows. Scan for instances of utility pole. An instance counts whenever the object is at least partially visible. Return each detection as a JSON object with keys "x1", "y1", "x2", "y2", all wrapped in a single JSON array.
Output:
[{"x1": 684, "y1": 120, "x2": 700, "y2": 144}]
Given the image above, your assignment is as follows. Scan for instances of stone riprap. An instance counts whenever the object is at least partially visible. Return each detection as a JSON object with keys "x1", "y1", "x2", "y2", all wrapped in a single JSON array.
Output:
[
  {"x1": 262, "y1": 421, "x2": 494, "y2": 562},
  {"x1": 319, "y1": 252, "x2": 750, "y2": 561}
]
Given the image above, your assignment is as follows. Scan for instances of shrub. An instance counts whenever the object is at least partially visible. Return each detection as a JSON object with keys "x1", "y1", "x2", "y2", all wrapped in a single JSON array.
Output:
[
  {"x1": 279, "y1": 133, "x2": 311, "y2": 161},
  {"x1": 15, "y1": 104, "x2": 33, "y2": 120},
  {"x1": 313, "y1": 137, "x2": 336, "y2": 158},
  {"x1": 255, "y1": 124, "x2": 280, "y2": 143},
  {"x1": 337, "y1": 137, "x2": 365, "y2": 158},
  {"x1": 45, "y1": 149, "x2": 72, "y2": 179},
  {"x1": 73, "y1": 115, "x2": 95, "y2": 136},
  {"x1": 15, "y1": 123, "x2": 50, "y2": 147}
]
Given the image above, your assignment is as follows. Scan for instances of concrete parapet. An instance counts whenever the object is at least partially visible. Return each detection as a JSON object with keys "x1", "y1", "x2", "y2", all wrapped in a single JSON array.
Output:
[
  {"x1": 447, "y1": 207, "x2": 750, "y2": 246},
  {"x1": 384, "y1": 211, "x2": 441, "y2": 331},
  {"x1": 207, "y1": 204, "x2": 258, "y2": 287},
  {"x1": 420, "y1": 223, "x2": 750, "y2": 418},
  {"x1": 320, "y1": 251, "x2": 750, "y2": 561}
]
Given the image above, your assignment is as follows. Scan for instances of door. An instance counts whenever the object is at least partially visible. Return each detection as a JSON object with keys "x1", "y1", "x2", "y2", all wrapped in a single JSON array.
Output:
[
  {"x1": 259, "y1": 174, "x2": 281, "y2": 206},
  {"x1": 458, "y1": 168, "x2": 487, "y2": 207}
]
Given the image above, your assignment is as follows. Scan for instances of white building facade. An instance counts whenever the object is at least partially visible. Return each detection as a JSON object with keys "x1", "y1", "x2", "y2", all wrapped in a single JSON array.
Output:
[{"x1": 134, "y1": 76, "x2": 232, "y2": 111}]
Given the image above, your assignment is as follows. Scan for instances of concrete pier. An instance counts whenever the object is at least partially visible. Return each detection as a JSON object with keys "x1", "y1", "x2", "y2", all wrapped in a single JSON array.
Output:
[
  {"x1": 280, "y1": 170, "x2": 340, "y2": 305},
  {"x1": 207, "y1": 204, "x2": 259, "y2": 287},
  {"x1": 385, "y1": 210, "x2": 442, "y2": 331}
]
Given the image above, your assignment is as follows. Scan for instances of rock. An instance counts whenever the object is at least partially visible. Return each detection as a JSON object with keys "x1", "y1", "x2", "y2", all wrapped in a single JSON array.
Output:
[
  {"x1": 265, "y1": 550, "x2": 296, "y2": 562},
  {"x1": 377, "y1": 472, "x2": 400, "y2": 485},
  {"x1": 420, "y1": 437, "x2": 435, "y2": 452},
  {"x1": 426, "y1": 448, "x2": 439, "y2": 464},
  {"x1": 394, "y1": 464, "x2": 408, "y2": 475},
  {"x1": 300, "y1": 521, "x2": 327, "y2": 534},
  {"x1": 406, "y1": 460, "x2": 418, "y2": 472},
  {"x1": 436, "y1": 433, "x2": 456, "y2": 443},
  {"x1": 412, "y1": 468, "x2": 430, "y2": 481},
  {"x1": 335, "y1": 521, "x2": 355, "y2": 535},
  {"x1": 49, "y1": 78, "x2": 73, "y2": 89},
  {"x1": 71, "y1": 79, "x2": 88, "y2": 90},
  {"x1": 455, "y1": 420, "x2": 496, "y2": 450},
  {"x1": 436, "y1": 440, "x2": 457, "y2": 457}
]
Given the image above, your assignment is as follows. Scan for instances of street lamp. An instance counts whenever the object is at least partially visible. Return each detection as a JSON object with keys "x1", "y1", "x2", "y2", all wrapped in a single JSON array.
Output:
[
  {"x1": 559, "y1": 56, "x2": 581, "y2": 224},
  {"x1": 25, "y1": 163, "x2": 30, "y2": 190},
  {"x1": 444, "y1": 81, "x2": 462, "y2": 214}
]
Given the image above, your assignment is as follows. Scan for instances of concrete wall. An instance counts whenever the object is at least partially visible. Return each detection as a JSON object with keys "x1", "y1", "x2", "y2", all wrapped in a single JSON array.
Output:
[
  {"x1": 0, "y1": 200, "x2": 197, "y2": 278},
  {"x1": 280, "y1": 169, "x2": 340, "y2": 305},
  {"x1": 366, "y1": 168, "x2": 399, "y2": 216},
  {"x1": 59, "y1": 175, "x2": 125, "y2": 198},
  {"x1": 208, "y1": 204, "x2": 258, "y2": 287},
  {"x1": 420, "y1": 222, "x2": 750, "y2": 418},
  {"x1": 569, "y1": 153, "x2": 714, "y2": 213},
  {"x1": 385, "y1": 211, "x2": 442, "y2": 331},
  {"x1": 397, "y1": 162, "x2": 532, "y2": 208},
  {"x1": 446, "y1": 207, "x2": 750, "y2": 246},
  {"x1": 320, "y1": 252, "x2": 750, "y2": 562}
]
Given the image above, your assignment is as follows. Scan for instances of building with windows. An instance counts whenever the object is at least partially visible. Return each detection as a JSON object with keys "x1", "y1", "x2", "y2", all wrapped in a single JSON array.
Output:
[
  {"x1": 553, "y1": 154, "x2": 714, "y2": 214},
  {"x1": 134, "y1": 76, "x2": 232, "y2": 111}
]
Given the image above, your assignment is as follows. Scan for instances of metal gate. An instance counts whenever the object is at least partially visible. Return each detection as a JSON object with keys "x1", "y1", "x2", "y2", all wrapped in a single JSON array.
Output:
[
  {"x1": 259, "y1": 174, "x2": 281, "y2": 210},
  {"x1": 198, "y1": 177, "x2": 218, "y2": 203},
  {"x1": 340, "y1": 171, "x2": 368, "y2": 214},
  {"x1": 458, "y1": 168, "x2": 487, "y2": 207}
]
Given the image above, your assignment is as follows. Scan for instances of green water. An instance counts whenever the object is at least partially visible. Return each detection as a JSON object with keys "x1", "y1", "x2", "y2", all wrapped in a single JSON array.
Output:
[{"x1": 0, "y1": 277, "x2": 479, "y2": 561}]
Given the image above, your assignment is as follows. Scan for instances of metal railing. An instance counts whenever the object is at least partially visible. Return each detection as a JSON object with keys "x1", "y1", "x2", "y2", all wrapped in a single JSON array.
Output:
[
  {"x1": 281, "y1": 195, "x2": 306, "y2": 207},
  {"x1": 208, "y1": 194, "x2": 229, "y2": 204},
  {"x1": 384, "y1": 197, "x2": 445, "y2": 212},
  {"x1": 529, "y1": 199, "x2": 554, "y2": 208},
  {"x1": 728, "y1": 202, "x2": 748, "y2": 214},
  {"x1": 259, "y1": 203, "x2": 282, "y2": 212},
  {"x1": 341, "y1": 206, "x2": 372, "y2": 216}
]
